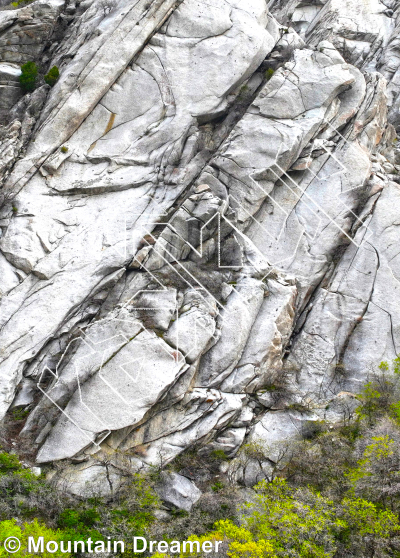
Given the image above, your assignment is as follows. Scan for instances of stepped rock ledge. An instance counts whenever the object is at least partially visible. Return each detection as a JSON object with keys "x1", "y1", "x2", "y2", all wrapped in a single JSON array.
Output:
[{"x1": 0, "y1": 0, "x2": 399, "y2": 494}]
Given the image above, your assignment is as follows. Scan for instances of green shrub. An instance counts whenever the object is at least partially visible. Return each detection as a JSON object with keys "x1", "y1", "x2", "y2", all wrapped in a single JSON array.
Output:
[
  {"x1": 58, "y1": 508, "x2": 99, "y2": 530},
  {"x1": 0, "y1": 452, "x2": 22, "y2": 474},
  {"x1": 57, "y1": 509, "x2": 83, "y2": 529},
  {"x1": 44, "y1": 66, "x2": 59, "y2": 87},
  {"x1": 265, "y1": 67, "x2": 275, "y2": 81},
  {"x1": 211, "y1": 450, "x2": 227, "y2": 461},
  {"x1": 111, "y1": 473, "x2": 160, "y2": 535},
  {"x1": 10, "y1": 0, "x2": 33, "y2": 7},
  {"x1": 183, "y1": 479, "x2": 400, "y2": 558},
  {"x1": 60, "y1": 146, "x2": 68, "y2": 153},
  {"x1": 57, "y1": 507, "x2": 104, "y2": 549},
  {"x1": 11, "y1": 408, "x2": 29, "y2": 421},
  {"x1": 19, "y1": 61, "x2": 38, "y2": 93},
  {"x1": 355, "y1": 359, "x2": 400, "y2": 425},
  {"x1": 0, "y1": 518, "x2": 71, "y2": 557},
  {"x1": 169, "y1": 508, "x2": 189, "y2": 518},
  {"x1": 0, "y1": 458, "x2": 65, "y2": 524},
  {"x1": 238, "y1": 84, "x2": 249, "y2": 99},
  {"x1": 211, "y1": 482, "x2": 224, "y2": 492}
]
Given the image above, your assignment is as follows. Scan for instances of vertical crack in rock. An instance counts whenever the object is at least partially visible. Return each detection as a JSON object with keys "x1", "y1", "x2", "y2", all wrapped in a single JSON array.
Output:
[{"x1": 0, "y1": 0, "x2": 399, "y2": 494}]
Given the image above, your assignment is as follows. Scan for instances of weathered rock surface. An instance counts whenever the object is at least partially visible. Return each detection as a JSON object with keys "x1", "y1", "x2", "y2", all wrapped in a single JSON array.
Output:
[
  {"x1": 0, "y1": 0, "x2": 64, "y2": 65},
  {"x1": 0, "y1": 0, "x2": 277, "y2": 424},
  {"x1": 156, "y1": 471, "x2": 201, "y2": 512},
  {"x1": 269, "y1": 0, "x2": 400, "y2": 132},
  {"x1": 0, "y1": 63, "x2": 22, "y2": 119},
  {"x1": 0, "y1": 0, "x2": 399, "y2": 493}
]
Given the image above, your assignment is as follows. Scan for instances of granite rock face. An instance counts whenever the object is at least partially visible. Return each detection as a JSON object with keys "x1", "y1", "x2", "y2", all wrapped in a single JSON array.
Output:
[
  {"x1": 269, "y1": 0, "x2": 400, "y2": 132},
  {"x1": 156, "y1": 471, "x2": 202, "y2": 512},
  {"x1": 0, "y1": 0, "x2": 399, "y2": 494}
]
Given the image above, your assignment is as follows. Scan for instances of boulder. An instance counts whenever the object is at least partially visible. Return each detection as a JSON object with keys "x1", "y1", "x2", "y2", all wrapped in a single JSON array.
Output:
[{"x1": 156, "y1": 471, "x2": 202, "y2": 512}]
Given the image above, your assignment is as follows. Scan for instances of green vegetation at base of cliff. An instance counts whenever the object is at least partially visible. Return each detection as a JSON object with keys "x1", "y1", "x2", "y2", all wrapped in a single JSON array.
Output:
[{"x1": 2, "y1": 359, "x2": 400, "y2": 557}]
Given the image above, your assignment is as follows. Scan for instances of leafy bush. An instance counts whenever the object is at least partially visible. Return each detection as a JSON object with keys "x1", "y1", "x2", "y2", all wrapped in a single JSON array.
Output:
[
  {"x1": 149, "y1": 487, "x2": 239, "y2": 544},
  {"x1": 203, "y1": 522, "x2": 273, "y2": 558},
  {"x1": 1, "y1": 358, "x2": 400, "y2": 558},
  {"x1": 58, "y1": 508, "x2": 100, "y2": 530},
  {"x1": 285, "y1": 432, "x2": 356, "y2": 498},
  {"x1": 11, "y1": 408, "x2": 29, "y2": 421},
  {"x1": 347, "y1": 419, "x2": 400, "y2": 512},
  {"x1": 0, "y1": 519, "x2": 71, "y2": 557},
  {"x1": 243, "y1": 479, "x2": 344, "y2": 558},
  {"x1": 57, "y1": 506, "x2": 104, "y2": 548},
  {"x1": 44, "y1": 66, "x2": 59, "y2": 87},
  {"x1": 339, "y1": 497, "x2": 400, "y2": 557},
  {"x1": 118, "y1": 473, "x2": 160, "y2": 532},
  {"x1": 0, "y1": 452, "x2": 22, "y2": 474},
  {"x1": 355, "y1": 359, "x2": 400, "y2": 426},
  {"x1": 19, "y1": 62, "x2": 38, "y2": 92},
  {"x1": 211, "y1": 482, "x2": 224, "y2": 492},
  {"x1": 211, "y1": 450, "x2": 228, "y2": 461},
  {"x1": 174, "y1": 479, "x2": 400, "y2": 558},
  {"x1": 0, "y1": 463, "x2": 64, "y2": 524}
]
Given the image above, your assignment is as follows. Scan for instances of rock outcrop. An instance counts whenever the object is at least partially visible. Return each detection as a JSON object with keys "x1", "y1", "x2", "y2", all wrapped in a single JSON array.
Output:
[
  {"x1": 269, "y1": 0, "x2": 400, "y2": 132},
  {"x1": 0, "y1": 0, "x2": 399, "y2": 494},
  {"x1": 156, "y1": 471, "x2": 202, "y2": 512}
]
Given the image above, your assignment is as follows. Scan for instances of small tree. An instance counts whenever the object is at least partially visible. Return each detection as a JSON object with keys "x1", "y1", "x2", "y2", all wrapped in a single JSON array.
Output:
[
  {"x1": 19, "y1": 61, "x2": 38, "y2": 92},
  {"x1": 44, "y1": 66, "x2": 59, "y2": 87},
  {"x1": 356, "y1": 359, "x2": 400, "y2": 426},
  {"x1": 349, "y1": 419, "x2": 400, "y2": 512}
]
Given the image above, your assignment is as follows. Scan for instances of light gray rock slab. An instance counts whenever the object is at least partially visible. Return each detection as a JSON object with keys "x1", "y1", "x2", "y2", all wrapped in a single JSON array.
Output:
[
  {"x1": 221, "y1": 279, "x2": 297, "y2": 393},
  {"x1": 254, "y1": 49, "x2": 354, "y2": 119},
  {"x1": 306, "y1": 0, "x2": 394, "y2": 71},
  {"x1": 164, "y1": 288, "x2": 217, "y2": 363},
  {"x1": 0, "y1": 252, "x2": 20, "y2": 296},
  {"x1": 0, "y1": 0, "x2": 398, "y2": 498},
  {"x1": 0, "y1": 1, "x2": 63, "y2": 65},
  {"x1": 204, "y1": 426, "x2": 247, "y2": 458},
  {"x1": 287, "y1": 181, "x2": 400, "y2": 402},
  {"x1": 6, "y1": 0, "x2": 184, "y2": 186},
  {"x1": 270, "y1": 0, "x2": 400, "y2": 131},
  {"x1": 343, "y1": 182, "x2": 400, "y2": 387},
  {"x1": 36, "y1": 330, "x2": 187, "y2": 462},
  {"x1": 52, "y1": 462, "x2": 125, "y2": 497},
  {"x1": 322, "y1": 391, "x2": 359, "y2": 423},
  {"x1": 0, "y1": 0, "x2": 278, "y2": 424},
  {"x1": 156, "y1": 471, "x2": 201, "y2": 512},
  {"x1": 142, "y1": 191, "x2": 227, "y2": 271},
  {"x1": 117, "y1": 389, "x2": 244, "y2": 466},
  {"x1": 0, "y1": 62, "x2": 22, "y2": 117},
  {"x1": 198, "y1": 278, "x2": 266, "y2": 388},
  {"x1": 11, "y1": 378, "x2": 36, "y2": 408},
  {"x1": 128, "y1": 288, "x2": 177, "y2": 331},
  {"x1": 248, "y1": 410, "x2": 318, "y2": 461},
  {"x1": 21, "y1": 307, "x2": 143, "y2": 436}
]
